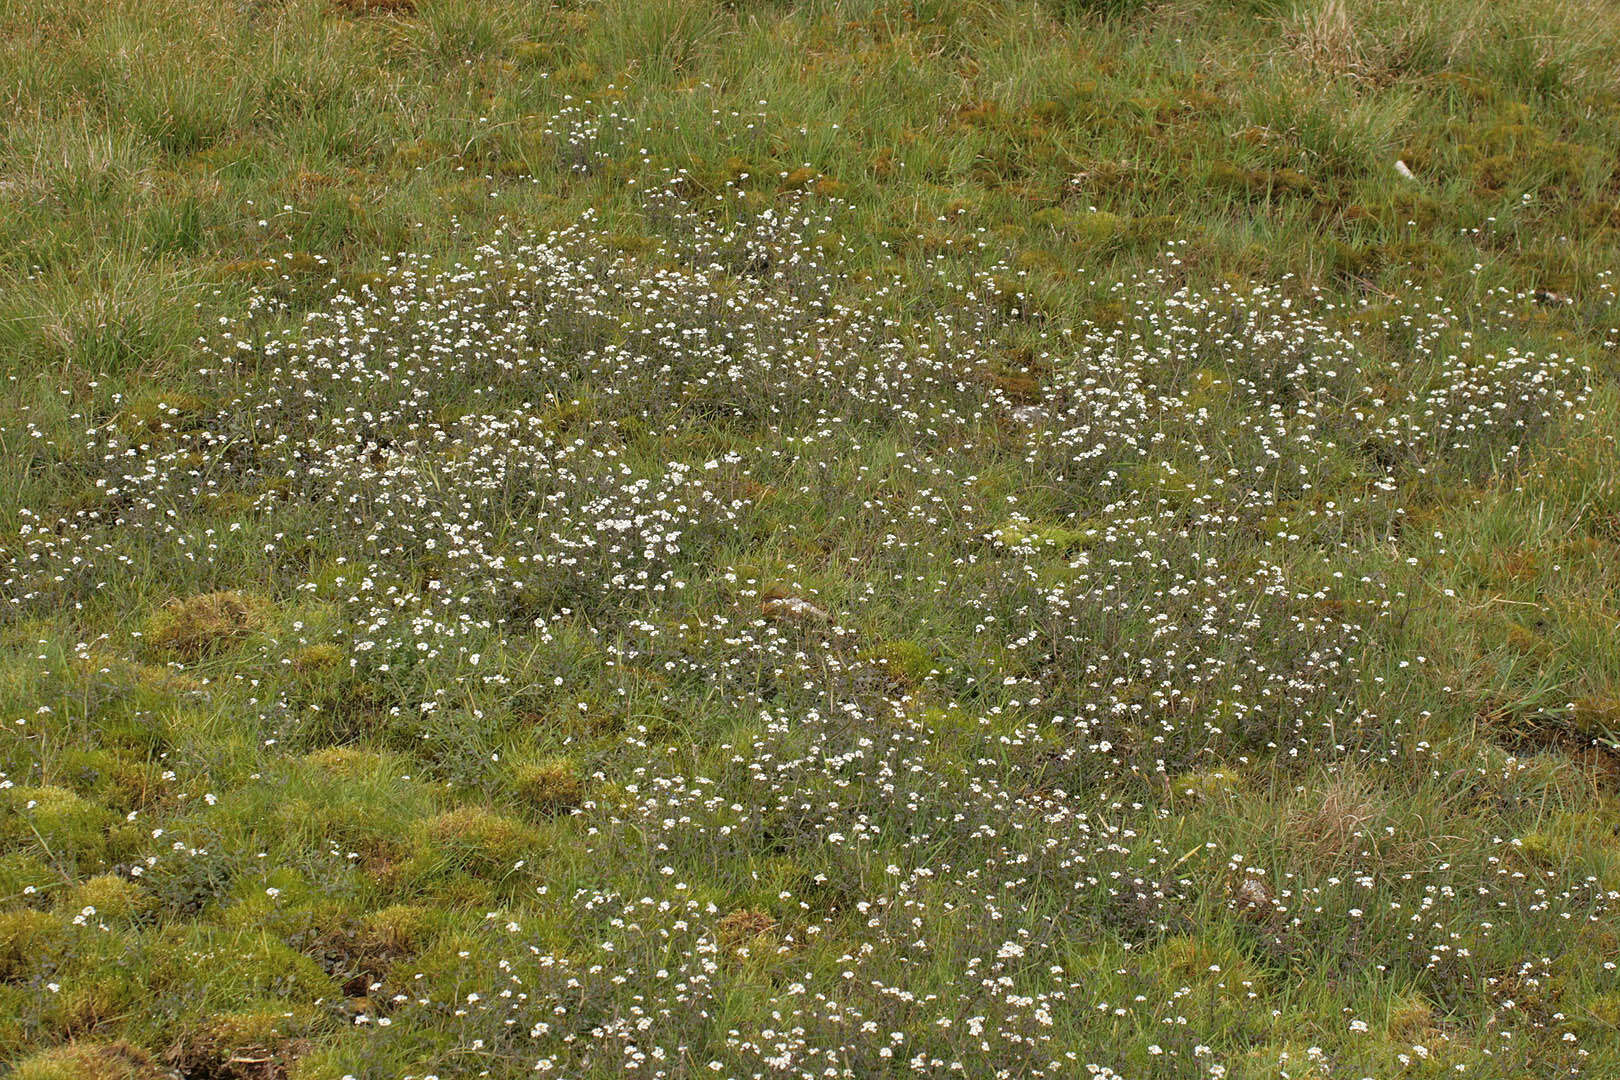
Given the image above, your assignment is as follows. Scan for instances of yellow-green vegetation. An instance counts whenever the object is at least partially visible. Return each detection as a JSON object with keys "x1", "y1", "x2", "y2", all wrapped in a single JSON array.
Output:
[
  {"x1": 509, "y1": 757, "x2": 585, "y2": 814},
  {"x1": 3, "y1": 0, "x2": 1620, "y2": 1077},
  {"x1": 9, "y1": 1042, "x2": 170, "y2": 1080},
  {"x1": 145, "y1": 592, "x2": 270, "y2": 660},
  {"x1": 418, "y1": 806, "x2": 535, "y2": 871}
]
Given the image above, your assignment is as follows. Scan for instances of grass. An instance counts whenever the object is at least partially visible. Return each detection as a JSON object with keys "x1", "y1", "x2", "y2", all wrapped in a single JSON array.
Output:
[{"x1": 2, "y1": 0, "x2": 1620, "y2": 1076}]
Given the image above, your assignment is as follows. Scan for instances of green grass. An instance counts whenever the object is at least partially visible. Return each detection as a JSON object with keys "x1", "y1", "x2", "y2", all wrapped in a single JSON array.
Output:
[{"x1": 3, "y1": 0, "x2": 1620, "y2": 1077}]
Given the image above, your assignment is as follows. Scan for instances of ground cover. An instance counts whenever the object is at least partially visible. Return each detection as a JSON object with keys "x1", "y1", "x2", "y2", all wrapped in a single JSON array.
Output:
[{"x1": 2, "y1": 1, "x2": 1620, "y2": 1076}]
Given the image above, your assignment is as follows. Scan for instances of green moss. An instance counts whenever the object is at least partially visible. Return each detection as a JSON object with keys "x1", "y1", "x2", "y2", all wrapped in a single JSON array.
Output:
[
  {"x1": 9, "y1": 1042, "x2": 170, "y2": 1080},
  {"x1": 1209, "y1": 161, "x2": 1316, "y2": 200},
  {"x1": 0, "y1": 908, "x2": 68, "y2": 980},
  {"x1": 146, "y1": 591, "x2": 270, "y2": 660},
  {"x1": 716, "y1": 907, "x2": 777, "y2": 956},
  {"x1": 1119, "y1": 460, "x2": 1213, "y2": 512},
  {"x1": 301, "y1": 746, "x2": 390, "y2": 776},
  {"x1": 115, "y1": 388, "x2": 213, "y2": 439},
  {"x1": 290, "y1": 642, "x2": 346, "y2": 674},
  {"x1": 1583, "y1": 990, "x2": 1620, "y2": 1029},
  {"x1": 1184, "y1": 366, "x2": 1235, "y2": 410},
  {"x1": 1150, "y1": 934, "x2": 1256, "y2": 988},
  {"x1": 1170, "y1": 769, "x2": 1245, "y2": 803},
  {"x1": 992, "y1": 517, "x2": 1098, "y2": 553},
  {"x1": 510, "y1": 758, "x2": 585, "y2": 815},
  {"x1": 1326, "y1": 239, "x2": 1382, "y2": 282},
  {"x1": 217, "y1": 258, "x2": 278, "y2": 282},
  {"x1": 863, "y1": 639, "x2": 936, "y2": 688},
  {"x1": 1500, "y1": 617, "x2": 1548, "y2": 654},
  {"x1": 1385, "y1": 991, "x2": 1437, "y2": 1041},
  {"x1": 58, "y1": 874, "x2": 147, "y2": 922},
  {"x1": 147, "y1": 925, "x2": 337, "y2": 1009},
  {"x1": 419, "y1": 806, "x2": 536, "y2": 870},
  {"x1": 1516, "y1": 811, "x2": 1611, "y2": 868},
  {"x1": 360, "y1": 903, "x2": 436, "y2": 955},
  {"x1": 54, "y1": 748, "x2": 165, "y2": 814},
  {"x1": 1087, "y1": 298, "x2": 1127, "y2": 326},
  {"x1": 0, "y1": 786, "x2": 116, "y2": 867},
  {"x1": 216, "y1": 759, "x2": 425, "y2": 865},
  {"x1": 1014, "y1": 248, "x2": 1064, "y2": 275},
  {"x1": 1571, "y1": 697, "x2": 1620, "y2": 740},
  {"x1": 0, "y1": 852, "x2": 54, "y2": 902}
]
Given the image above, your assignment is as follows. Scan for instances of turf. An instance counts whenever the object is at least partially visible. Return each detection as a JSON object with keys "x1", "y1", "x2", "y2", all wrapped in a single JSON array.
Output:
[{"x1": 2, "y1": 0, "x2": 1620, "y2": 1077}]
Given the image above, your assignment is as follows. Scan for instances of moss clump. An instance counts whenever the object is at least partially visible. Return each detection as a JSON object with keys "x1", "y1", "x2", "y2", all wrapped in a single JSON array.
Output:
[
  {"x1": 1151, "y1": 935, "x2": 1251, "y2": 985},
  {"x1": 780, "y1": 164, "x2": 817, "y2": 189},
  {"x1": 1501, "y1": 618, "x2": 1546, "y2": 654},
  {"x1": 56, "y1": 748, "x2": 165, "y2": 814},
  {"x1": 717, "y1": 908, "x2": 776, "y2": 954},
  {"x1": 0, "y1": 851, "x2": 54, "y2": 899},
  {"x1": 327, "y1": 0, "x2": 414, "y2": 16},
  {"x1": 1184, "y1": 366, "x2": 1234, "y2": 409},
  {"x1": 1209, "y1": 161, "x2": 1316, "y2": 200},
  {"x1": 360, "y1": 903, "x2": 435, "y2": 955},
  {"x1": 1169, "y1": 769, "x2": 1244, "y2": 803},
  {"x1": 1386, "y1": 992, "x2": 1436, "y2": 1040},
  {"x1": 1583, "y1": 990, "x2": 1620, "y2": 1030},
  {"x1": 1031, "y1": 207, "x2": 1125, "y2": 246},
  {"x1": 147, "y1": 591, "x2": 270, "y2": 660},
  {"x1": 59, "y1": 874, "x2": 147, "y2": 922},
  {"x1": 1516, "y1": 811, "x2": 1606, "y2": 868},
  {"x1": 1014, "y1": 248, "x2": 1063, "y2": 275},
  {"x1": 420, "y1": 806, "x2": 535, "y2": 869},
  {"x1": 216, "y1": 258, "x2": 277, "y2": 282},
  {"x1": 864, "y1": 640, "x2": 935, "y2": 688},
  {"x1": 1571, "y1": 697, "x2": 1620, "y2": 739},
  {"x1": 337, "y1": 269, "x2": 395, "y2": 297},
  {"x1": 301, "y1": 746, "x2": 388, "y2": 776},
  {"x1": 992, "y1": 517, "x2": 1096, "y2": 554},
  {"x1": 290, "y1": 643, "x2": 346, "y2": 673},
  {"x1": 984, "y1": 368, "x2": 1042, "y2": 402},
  {"x1": 10, "y1": 1042, "x2": 170, "y2": 1080},
  {"x1": 0, "y1": 908, "x2": 68, "y2": 980},
  {"x1": 1121, "y1": 458, "x2": 1202, "y2": 500},
  {"x1": 116, "y1": 389, "x2": 213, "y2": 439},
  {"x1": 142, "y1": 927, "x2": 335, "y2": 1011},
  {"x1": 511, "y1": 759, "x2": 585, "y2": 815},
  {"x1": 0, "y1": 786, "x2": 116, "y2": 867}
]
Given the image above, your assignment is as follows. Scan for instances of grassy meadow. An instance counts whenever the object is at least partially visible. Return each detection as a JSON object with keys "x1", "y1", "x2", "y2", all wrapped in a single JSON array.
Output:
[{"x1": 3, "y1": 0, "x2": 1620, "y2": 1076}]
